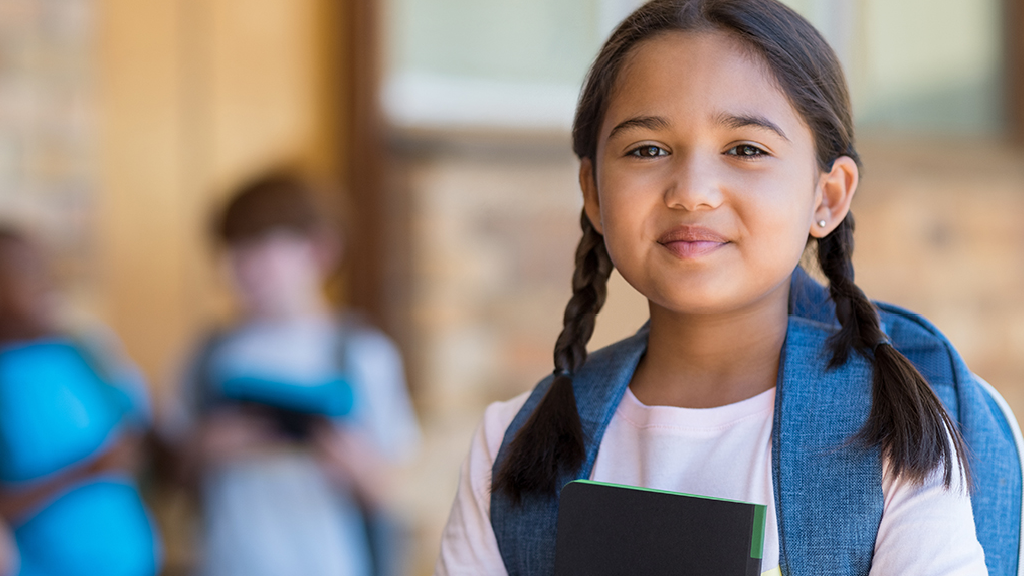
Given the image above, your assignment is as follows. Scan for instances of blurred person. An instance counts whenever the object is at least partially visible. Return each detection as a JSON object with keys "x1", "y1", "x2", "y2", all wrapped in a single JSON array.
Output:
[
  {"x1": 0, "y1": 227, "x2": 160, "y2": 576},
  {"x1": 169, "y1": 173, "x2": 420, "y2": 576}
]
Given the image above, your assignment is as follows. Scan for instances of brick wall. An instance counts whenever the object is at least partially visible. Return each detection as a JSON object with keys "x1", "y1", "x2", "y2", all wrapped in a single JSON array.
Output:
[{"x1": 853, "y1": 138, "x2": 1024, "y2": 412}]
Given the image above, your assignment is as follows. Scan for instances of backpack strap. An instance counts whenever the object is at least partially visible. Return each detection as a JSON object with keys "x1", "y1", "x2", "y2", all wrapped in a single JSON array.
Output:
[
  {"x1": 188, "y1": 328, "x2": 229, "y2": 416},
  {"x1": 333, "y1": 312, "x2": 365, "y2": 375},
  {"x1": 772, "y1": 317, "x2": 881, "y2": 575},
  {"x1": 972, "y1": 376, "x2": 1024, "y2": 576}
]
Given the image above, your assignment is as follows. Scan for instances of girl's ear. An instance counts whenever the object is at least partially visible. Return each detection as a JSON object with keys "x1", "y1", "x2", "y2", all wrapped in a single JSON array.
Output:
[
  {"x1": 810, "y1": 156, "x2": 859, "y2": 238},
  {"x1": 579, "y1": 158, "x2": 604, "y2": 234}
]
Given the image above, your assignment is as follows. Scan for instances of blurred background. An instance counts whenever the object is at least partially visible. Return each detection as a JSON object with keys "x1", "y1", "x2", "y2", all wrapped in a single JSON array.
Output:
[{"x1": 2, "y1": 0, "x2": 1024, "y2": 574}]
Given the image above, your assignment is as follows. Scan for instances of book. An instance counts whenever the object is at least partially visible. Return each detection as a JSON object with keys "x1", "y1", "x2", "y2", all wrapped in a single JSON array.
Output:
[{"x1": 555, "y1": 480, "x2": 767, "y2": 576}]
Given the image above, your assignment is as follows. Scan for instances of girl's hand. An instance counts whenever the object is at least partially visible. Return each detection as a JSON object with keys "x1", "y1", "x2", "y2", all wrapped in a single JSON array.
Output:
[{"x1": 311, "y1": 422, "x2": 391, "y2": 508}]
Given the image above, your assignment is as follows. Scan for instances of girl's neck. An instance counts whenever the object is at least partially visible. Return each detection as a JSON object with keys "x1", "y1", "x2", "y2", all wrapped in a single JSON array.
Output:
[{"x1": 630, "y1": 286, "x2": 789, "y2": 409}]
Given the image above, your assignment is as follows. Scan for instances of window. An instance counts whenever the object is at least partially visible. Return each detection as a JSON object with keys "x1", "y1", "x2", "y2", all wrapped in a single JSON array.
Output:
[{"x1": 384, "y1": 0, "x2": 1004, "y2": 134}]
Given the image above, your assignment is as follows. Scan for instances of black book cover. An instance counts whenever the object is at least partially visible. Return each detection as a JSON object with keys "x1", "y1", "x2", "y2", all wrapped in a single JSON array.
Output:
[{"x1": 554, "y1": 480, "x2": 766, "y2": 576}]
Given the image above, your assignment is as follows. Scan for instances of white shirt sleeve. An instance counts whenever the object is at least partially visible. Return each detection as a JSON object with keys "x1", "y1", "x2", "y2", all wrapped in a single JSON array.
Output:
[
  {"x1": 434, "y1": 394, "x2": 529, "y2": 576},
  {"x1": 345, "y1": 329, "x2": 422, "y2": 463},
  {"x1": 870, "y1": 454, "x2": 988, "y2": 576}
]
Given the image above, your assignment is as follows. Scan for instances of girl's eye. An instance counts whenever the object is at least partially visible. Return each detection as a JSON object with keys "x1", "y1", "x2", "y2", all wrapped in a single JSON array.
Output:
[
  {"x1": 628, "y1": 145, "x2": 667, "y2": 158},
  {"x1": 727, "y1": 144, "x2": 768, "y2": 158}
]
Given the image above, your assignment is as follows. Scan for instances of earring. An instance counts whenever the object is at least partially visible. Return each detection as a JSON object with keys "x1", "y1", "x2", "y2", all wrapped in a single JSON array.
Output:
[{"x1": 817, "y1": 219, "x2": 827, "y2": 228}]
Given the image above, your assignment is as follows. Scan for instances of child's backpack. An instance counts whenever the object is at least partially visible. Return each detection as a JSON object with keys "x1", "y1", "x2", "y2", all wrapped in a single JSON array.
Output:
[
  {"x1": 0, "y1": 341, "x2": 129, "y2": 483},
  {"x1": 0, "y1": 339, "x2": 161, "y2": 576},
  {"x1": 489, "y1": 267, "x2": 1023, "y2": 576}
]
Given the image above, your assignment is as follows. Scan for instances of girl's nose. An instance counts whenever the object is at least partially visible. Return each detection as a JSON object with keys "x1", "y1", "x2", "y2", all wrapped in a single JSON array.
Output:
[{"x1": 663, "y1": 154, "x2": 725, "y2": 211}]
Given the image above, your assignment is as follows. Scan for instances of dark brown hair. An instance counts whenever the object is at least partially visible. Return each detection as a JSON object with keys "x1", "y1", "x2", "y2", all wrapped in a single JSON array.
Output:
[
  {"x1": 214, "y1": 172, "x2": 323, "y2": 245},
  {"x1": 494, "y1": 0, "x2": 967, "y2": 502}
]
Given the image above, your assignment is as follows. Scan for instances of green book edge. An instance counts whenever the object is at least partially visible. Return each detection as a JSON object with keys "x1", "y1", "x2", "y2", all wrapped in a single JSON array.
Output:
[{"x1": 565, "y1": 479, "x2": 767, "y2": 560}]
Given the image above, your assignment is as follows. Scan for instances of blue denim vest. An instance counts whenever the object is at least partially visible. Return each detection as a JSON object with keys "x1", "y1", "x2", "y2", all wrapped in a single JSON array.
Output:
[{"x1": 490, "y1": 268, "x2": 1022, "y2": 576}]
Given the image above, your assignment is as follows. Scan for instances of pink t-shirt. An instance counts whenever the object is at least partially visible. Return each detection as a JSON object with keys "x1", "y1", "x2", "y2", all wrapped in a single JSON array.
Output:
[{"x1": 435, "y1": 387, "x2": 988, "y2": 576}]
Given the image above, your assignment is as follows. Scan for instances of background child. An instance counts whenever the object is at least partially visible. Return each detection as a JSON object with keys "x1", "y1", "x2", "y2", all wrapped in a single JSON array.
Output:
[
  {"x1": 436, "y1": 1, "x2": 994, "y2": 575},
  {"x1": 170, "y1": 173, "x2": 420, "y2": 576},
  {"x1": 0, "y1": 226, "x2": 159, "y2": 576}
]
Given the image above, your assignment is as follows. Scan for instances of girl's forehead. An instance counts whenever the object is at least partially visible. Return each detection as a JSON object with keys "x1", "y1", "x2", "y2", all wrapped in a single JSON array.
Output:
[{"x1": 602, "y1": 30, "x2": 806, "y2": 139}]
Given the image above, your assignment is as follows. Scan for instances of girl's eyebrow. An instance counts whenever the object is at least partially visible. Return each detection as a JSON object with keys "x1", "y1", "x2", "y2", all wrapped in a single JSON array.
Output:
[
  {"x1": 607, "y1": 113, "x2": 789, "y2": 142},
  {"x1": 715, "y1": 112, "x2": 789, "y2": 141},
  {"x1": 607, "y1": 115, "x2": 670, "y2": 139}
]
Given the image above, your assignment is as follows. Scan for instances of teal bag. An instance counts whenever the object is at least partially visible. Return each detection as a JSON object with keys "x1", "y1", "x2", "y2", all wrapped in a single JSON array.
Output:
[
  {"x1": 14, "y1": 478, "x2": 160, "y2": 576},
  {"x1": 0, "y1": 339, "x2": 160, "y2": 576},
  {"x1": 0, "y1": 340, "x2": 129, "y2": 483}
]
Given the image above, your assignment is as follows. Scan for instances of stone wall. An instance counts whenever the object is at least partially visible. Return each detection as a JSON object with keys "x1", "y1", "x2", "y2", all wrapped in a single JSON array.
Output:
[{"x1": 0, "y1": 0, "x2": 96, "y2": 300}]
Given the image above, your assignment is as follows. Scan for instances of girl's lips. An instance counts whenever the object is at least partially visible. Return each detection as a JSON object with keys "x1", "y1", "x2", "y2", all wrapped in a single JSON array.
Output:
[
  {"x1": 661, "y1": 239, "x2": 726, "y2": 258},
  {"x1": 657, "y1": 226, "x2": 729, "y2": 258}
]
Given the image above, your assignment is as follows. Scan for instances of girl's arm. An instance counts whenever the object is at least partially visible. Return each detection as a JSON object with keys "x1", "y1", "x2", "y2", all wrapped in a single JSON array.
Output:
[
  {"x1": 0, "y1": 518, "x2": 17, "y2": 576},
  {"x1": 435, "y1": 394, "x2": 529, "y2": 576},
  {"x1": 870, "y1": 449, "x2": 988, "y2": 575},
  {"x1": 188, "y1": 406, "x2": 282, "y2": 469},
  {"x1": 0, "y1": 431, "x2": 142, "y2": 521}
]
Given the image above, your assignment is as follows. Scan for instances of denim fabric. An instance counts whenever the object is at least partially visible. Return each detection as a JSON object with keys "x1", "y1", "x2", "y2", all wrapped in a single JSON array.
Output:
[
  {"x1": 491, "y1": 268, "x2": 1022, "y2": 576},
  {"x1": 791, "y1": 268, "x2": 1022, "y2": 576},
  {"x1": 771, "y1": 316, "x2": 881, "y2": 575},
  {"x1": 490, "y1": 329, "x2": 647, "y2": 576}
]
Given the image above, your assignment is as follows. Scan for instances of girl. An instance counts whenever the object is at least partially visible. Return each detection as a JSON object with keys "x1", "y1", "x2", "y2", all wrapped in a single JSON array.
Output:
[{"x1": 436, "y1": 1, "x2": 1007, "y2": 575}]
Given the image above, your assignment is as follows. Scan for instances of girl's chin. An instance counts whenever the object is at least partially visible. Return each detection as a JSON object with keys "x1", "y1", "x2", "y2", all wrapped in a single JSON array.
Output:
[
  {"x1": 646, "y1": 284, "x2": 790, "y2": 319},
  {"x1": 648, "y1": 292, "x2": 741, "y2": 316}
]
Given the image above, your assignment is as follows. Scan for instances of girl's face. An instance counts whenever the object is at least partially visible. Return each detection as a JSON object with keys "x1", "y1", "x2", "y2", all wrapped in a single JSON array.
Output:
[{"x1": 582, "y1": 30, "x2": 856, "y2": 318}]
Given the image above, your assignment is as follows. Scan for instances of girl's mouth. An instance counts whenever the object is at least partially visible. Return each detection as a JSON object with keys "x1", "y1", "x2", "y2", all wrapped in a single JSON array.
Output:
[{"x1": 657, "y1": 226, "x2": 729, "y2": 259}]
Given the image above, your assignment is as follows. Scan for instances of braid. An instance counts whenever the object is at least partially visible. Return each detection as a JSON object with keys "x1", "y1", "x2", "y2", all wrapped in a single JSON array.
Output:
[
  {"x1": 553, "y1": 212, "x2": 615, "y2": 374},
  {"x1": 493, "y1": 210, "x2": 614, "y2": 502},
  {"x1": 817, "y1": 214, "x2": 969, "y2": 488}
]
